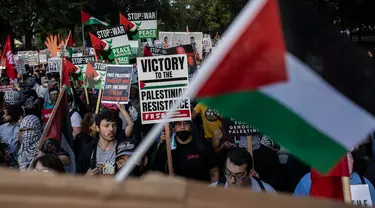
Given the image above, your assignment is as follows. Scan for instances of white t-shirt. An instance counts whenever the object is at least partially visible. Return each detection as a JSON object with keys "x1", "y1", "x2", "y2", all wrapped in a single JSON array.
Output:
[{"x1": 70, "y1": 111, "x2": 82, "y2": 128}]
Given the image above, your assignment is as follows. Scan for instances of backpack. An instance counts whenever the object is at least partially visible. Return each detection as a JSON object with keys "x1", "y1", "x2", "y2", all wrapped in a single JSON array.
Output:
[{"x1": 217, "y1": 176, "x2": 266, "y2": 192}]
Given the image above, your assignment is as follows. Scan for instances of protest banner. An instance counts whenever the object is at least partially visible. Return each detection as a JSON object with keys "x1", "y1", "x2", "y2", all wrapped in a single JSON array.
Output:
[
  {"x1": 127, "y1": 12, "x2": 157, "y2": 39},
  {"x1": 0, "y1": 85, "x2": 15, "y2": 104},
  {"x1": 39, "y1": 53, "x2": 48, "y2": 64},
  {"x1": 137, "y1": 54, "x2": 191, "y2": 124},
  {"x1": 68, "y1": 56, "x2": 96, "y2": 80},
  {"x1": 351, "y1": 185, "x2": 372, "y2": 207},
  {"x1": 46, "y1": 57, "x2": 62, "y2": 74},
  {"x1": 166, "y1": 45, "x2": 198, "y2": 76},
  {"x1": 223, "y1": 118, "x2": 259, "y2": 136},
  {"x1": 13, "y1": 55, "x2": 26, "y2": 74},
  {"x1": 203, "y1": 37, "x2": 212, "y2": 53},
  {"x1": 102, "y1": 65, "x2": 133, "y2": 104},
  {"x1": 0, "y1": 169, "x2": 355, "y2": 208},
  {"x1": 84, "y1": 61, "x2": 107, "y2": 89},
  {"x1": 90, "y1": 25, "x2": 132, "y2": 63},
  {"x1": 159, "y1": 31, "x2": 203, "y2": 60},
  {"x1": 17, "y1": 51, "x2": 39, "y2": 65},
  {"x1": 147, "y1": 46, "x2": 167, "y2": 56},
  {"x1": 130, "y1": 40, "x2": 139, "y2": 57}
]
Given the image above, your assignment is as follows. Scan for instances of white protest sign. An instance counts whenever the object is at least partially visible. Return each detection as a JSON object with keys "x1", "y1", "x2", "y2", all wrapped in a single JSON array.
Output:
[
  {"x1": 203, "y1": 37, "x2": 212, "y2": 53},
  {"x1": 0, "y1": 85, "x2": 15, "y2": 104},
  {"x1": 46, "y1": 57, "x2": 62, "y2": 74},
  {"x1": 351, "y1": 184, "x2": 372, "y2": 207},
  {"x1": 39, "y1": 53, "x2": 48, "y2": 64},
  {"x1": 127, "y1": 12, "x2": 157, "y2": 39},
  {"x1": 137, "y1": 54, "x2": 191, "y2": 124}
]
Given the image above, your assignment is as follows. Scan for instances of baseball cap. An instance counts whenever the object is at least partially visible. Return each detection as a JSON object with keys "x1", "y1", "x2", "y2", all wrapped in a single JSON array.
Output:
[
  {"x1": 116, "y1": 139, "x2": 139, "y2": 158},
  {"x1": 102, "y1": 103, "x2": 118, "y2": 111}
]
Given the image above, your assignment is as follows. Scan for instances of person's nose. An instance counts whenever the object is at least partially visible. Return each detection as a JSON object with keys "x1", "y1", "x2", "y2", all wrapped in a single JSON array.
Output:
[{"x1": 228, "y1": 176, "x2": 236, "y2": 184}]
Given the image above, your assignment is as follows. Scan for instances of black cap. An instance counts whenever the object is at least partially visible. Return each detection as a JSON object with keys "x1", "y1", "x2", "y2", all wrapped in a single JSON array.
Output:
[{"x1": 116, "y1": 139, "x2": 139, "y2": 158}]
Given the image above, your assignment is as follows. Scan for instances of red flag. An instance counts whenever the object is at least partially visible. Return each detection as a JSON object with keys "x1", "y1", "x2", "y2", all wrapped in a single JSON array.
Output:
[
  {"x1": 61, "y1": 58, "x2": 74, "y2": 87},
  {"x1": 144, "y1": 46, "x2": 153, "y2": 57},
  {"x1": 66, "y1": 32, "x2": 74, "y2": 47},
  {"x1": 81, "y1": 10, "x2": 91, "y2": 25},
  {"x1": 310, "y1": 156, "x2": 349, "y2": 200},
  {"x1": 40, "y1": 86, "x2": 73, "y2": 146},
  {"x1": 120, "y1": 13, "x2": 135, "y2": 31},
  {"x1": 89, "y1": 33, "x2": 106, "y2": 61},
  {"x1": 1, "y1": 35, "x2": 17, "y2": 83}
]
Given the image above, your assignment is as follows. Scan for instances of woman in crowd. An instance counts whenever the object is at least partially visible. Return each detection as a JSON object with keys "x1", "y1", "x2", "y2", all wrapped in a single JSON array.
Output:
[
  {"x1": 32, "y1": 154, "x2": 65, "y2": 173},
  {"x1": 74, "y1": 113, "x2": 97, "y2": 162},
  {"x1": 0, "y1": 105, "x2": 22, "y2": 159}
]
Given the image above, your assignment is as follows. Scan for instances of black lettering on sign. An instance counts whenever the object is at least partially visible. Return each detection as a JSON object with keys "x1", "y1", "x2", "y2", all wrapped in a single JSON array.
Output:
[
  {"x1": 72, "y1": 56, "x2": 95, "y2": 65},
  {"x1": 141, "y1": 57, "x2": 185, "y2": 73},
  {"x1": 127, "y1": 12, "x2": 156, "y2": 21},
  {"x1": 96, "y1": 25, "x2": 126, "y2": 39}
]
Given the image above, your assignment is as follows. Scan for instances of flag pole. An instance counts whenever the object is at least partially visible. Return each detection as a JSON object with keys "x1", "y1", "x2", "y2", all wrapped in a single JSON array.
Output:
[
  {"x1": 342, "y1": 177, "x2": 351, "y2": 203},
  {"x1": 82, "y1": 24, "x2": 85, "y2": 55},
  {"x1": 114, "y1": 0, "x2": 268, "y2": 183}
]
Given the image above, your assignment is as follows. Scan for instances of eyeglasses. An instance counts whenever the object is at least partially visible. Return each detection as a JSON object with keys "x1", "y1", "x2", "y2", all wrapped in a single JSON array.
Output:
[
  {"x1": 33, "y1": 169, "x2": 50, "y2": 173},
  {"x1": 224, "y1": 168, "x2": 248, "y2": 182}
]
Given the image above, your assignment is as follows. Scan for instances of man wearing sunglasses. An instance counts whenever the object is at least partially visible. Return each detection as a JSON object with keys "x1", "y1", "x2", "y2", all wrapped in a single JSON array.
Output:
[{"x1": 210, "y1": 148, "x2": 276, "y2": 193}]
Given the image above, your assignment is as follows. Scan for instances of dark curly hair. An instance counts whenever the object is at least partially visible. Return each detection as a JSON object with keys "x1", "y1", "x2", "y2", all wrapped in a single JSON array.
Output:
[{"x1": 4, "y1": 105, "x2": 22, "y2": 123}]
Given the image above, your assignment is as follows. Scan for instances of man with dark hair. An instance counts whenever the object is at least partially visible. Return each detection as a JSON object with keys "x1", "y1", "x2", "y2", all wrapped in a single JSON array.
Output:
[
  {"x1": 153, "y1": 120, "x2": 219, "y2": 183},
  {"x1": 77, "y1": 110, "x2": 120, "y2": 176},
  {"x1": 210, "y1": 148, "x2": 276, "y2": 193}
]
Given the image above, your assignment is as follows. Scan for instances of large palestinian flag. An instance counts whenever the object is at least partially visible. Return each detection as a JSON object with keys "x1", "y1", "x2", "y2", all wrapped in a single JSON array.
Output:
[{"x1": 194, "y1": 0, "x2": 375, "y2": 173}]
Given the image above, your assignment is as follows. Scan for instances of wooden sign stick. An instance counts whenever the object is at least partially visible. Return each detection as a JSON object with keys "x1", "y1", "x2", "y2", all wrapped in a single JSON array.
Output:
[{"x1": 164, "y1": 123, "x2": 174, "y2": 176}]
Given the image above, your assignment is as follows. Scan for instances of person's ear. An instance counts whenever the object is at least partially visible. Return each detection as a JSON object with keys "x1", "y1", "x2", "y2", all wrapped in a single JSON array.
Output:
[
  {"x1": 95, "y1": 125, "x2": 100, "y2": 132},
  {"x1": 143, "y1": 156, "x2": 148, "y2": 167},
  {"x1": 249, "y1": 169, "x2": 256, "y2": 178}
]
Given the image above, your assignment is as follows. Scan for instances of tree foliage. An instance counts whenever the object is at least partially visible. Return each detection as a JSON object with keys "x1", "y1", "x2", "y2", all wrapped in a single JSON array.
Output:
[{"x1": 2, "y1": 0, "x2": 375, "y2": 50}]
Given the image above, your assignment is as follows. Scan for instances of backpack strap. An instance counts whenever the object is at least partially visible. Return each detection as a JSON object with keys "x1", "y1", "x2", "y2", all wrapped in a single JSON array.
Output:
[
  {"x1": 359, "y1": 175, "x2": 366, "y2": 185},
  {"x1": 253, "y1": 177, "x2": 266, "y2": 192}
]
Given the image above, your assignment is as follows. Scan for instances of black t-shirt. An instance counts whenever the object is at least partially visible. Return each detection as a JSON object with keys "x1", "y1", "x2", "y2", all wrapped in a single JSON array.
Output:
[{"x1": 153, "y1": 138, "x2": 218, "y2": 182}]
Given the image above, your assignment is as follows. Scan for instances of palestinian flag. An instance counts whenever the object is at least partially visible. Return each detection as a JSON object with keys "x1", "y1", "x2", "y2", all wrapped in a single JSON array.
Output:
[
  {"x1": 40, "y1": 85, "x2": 75, "y2": 172},
  {"x1": 64, "y1": 58, "x2": 80, "y2": 82},
  {"x1": 66, "y1": 31, "x2": 74, "y2": 58},
  {"x1": 89, "y1": 33, "x2": 107, "y2": 61},
  {"x1": 194, "y1": 0, "x2": 375, "y2": 173},
  {"x1": 120, "y1": 13, "x2": 135, "y2": 31},
  {"x1": 81, "y1": 10, "x2": 109, "y2": 26}
]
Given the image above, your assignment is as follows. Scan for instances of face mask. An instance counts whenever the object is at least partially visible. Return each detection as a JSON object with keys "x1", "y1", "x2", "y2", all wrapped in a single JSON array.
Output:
[{"x1": 176, "y1": 131, "x2": 191, "y2": 142}]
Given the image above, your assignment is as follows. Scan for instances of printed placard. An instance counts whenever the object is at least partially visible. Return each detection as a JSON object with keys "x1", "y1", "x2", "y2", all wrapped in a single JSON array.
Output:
[
  {"x1": 84, "y1": 61, "x2": 107, "y2": 89},
  {"x1": 92, "y1": 25, "x2": 132, "y2": 59},
  {"x1": 39, "y1": 53, "x2": 48, "y2": 64},
  {"x1": 102, "y1": 65, "x2": 133, "y2": 104},
  {"x1": 127, "y1": 12, "x2": 157, "y2": 39},
  {"x1": 14, "y1": 55, "x2": 26, "y2": 74},
  {"x1": 147, "y1": 47, "x2": 167, "y2": 56},
  {"x1": 0, "y1": 85, "x2": 15, "y2": 104},
  {"x1": 159, "y1": 31, "x2": 203, "y2": 60},
  {"x1": 203, "y1": 37, "x2": 212, "y2": 52},
  {"x1": 166, "y1": 45, "x2": 198, "y2": 76},
  {"x1": 137, "y1": 54, "x2": 191, "y2": 124},
  {"x1": 68, "y1": 56, "x2": 96, "y2": 80},
  {"x1": 223, "y1": 118, "x2": 259, "y2": 136},
  {"x1": 46, "y1": 57, "x2": 62, "y2": 74},
  {"x1": 351, "y1": 184, "x2": 373, "y2": 207}
]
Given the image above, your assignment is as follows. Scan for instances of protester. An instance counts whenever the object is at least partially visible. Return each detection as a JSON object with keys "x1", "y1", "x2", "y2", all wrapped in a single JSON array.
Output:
[
  {"x1": 210, "y1": 148, "x2": 276, "y2": 193},
  {"x1": 0, "y1": 105, "x2": 22, "y2": 157},
  {"x1": 129, "y1": 85, "x2": 140, "y2": 113},
  {"x1": 153, "y1": 120, "x2": 219, "y2": 183},
  {"x1": 293, "y1": 152, "x2": 375, "y2": 202},
  {"x1": 40, "y1": 138, "x2": 71, "y2": 166},
  {"x1": 32, "y1": 154, "x2": 65, "y2": 173},
  {"x1": 18, "y1": 114, "x2": 42, "y2": 170},
  {"x1": 74, "y1": 113, "x2": 97, "y2": 162},
  {"x1": 192, "y1": 102, "x2": 222, "y2": 140},
  {"x1": 116, "y1": 138, "x2": 147, "y2": 177},
  {"x1": 68, "y1": 94, "x2": 82, "y2": 138},
  {"x1": 77, "y1": 110, "x2": 125, "y2": 176},
  {"x1": 36, "y1": 76, "x2": 49, "y2": 101}
]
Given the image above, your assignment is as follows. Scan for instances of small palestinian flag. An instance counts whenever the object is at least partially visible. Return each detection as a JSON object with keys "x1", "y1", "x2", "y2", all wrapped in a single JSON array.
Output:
[
  {"x1": 81, "y1": 10, "x2": 109, "y2": 26},
  {"x1": 194, "y1": 0, "x2": 375, "y2": 173},
  {"x1": 89, "y1": 33, "x2": 107, "y2": 61},
  {"x1": 64, "y1": 58, "x2": 82, "y2": 81},
  {"x1": 84, "y1": 61, "x2": 106, "y2": 89},
  {"x1": 66, "y1": 31, "x2": 74, "y2": 58},
  {"x1": 120, "y1": 13, "x2": 135, "y2": 31}
]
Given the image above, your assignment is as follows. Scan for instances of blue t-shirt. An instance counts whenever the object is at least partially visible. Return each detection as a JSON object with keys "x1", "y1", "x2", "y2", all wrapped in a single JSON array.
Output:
[{"x1": 293, "y1": 172, "x2": 375, "y2": 203}]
